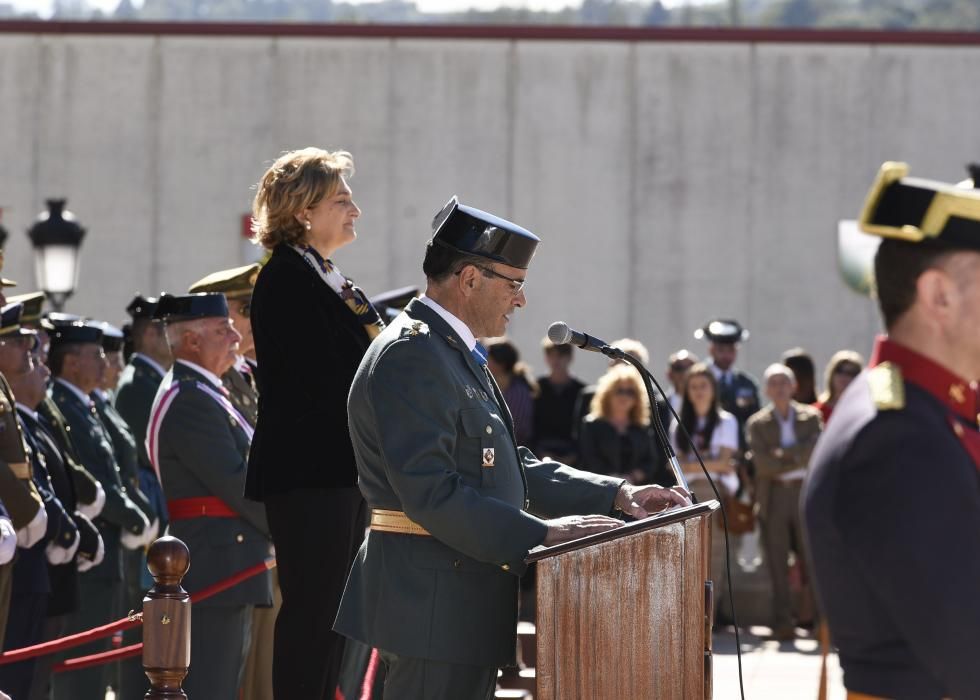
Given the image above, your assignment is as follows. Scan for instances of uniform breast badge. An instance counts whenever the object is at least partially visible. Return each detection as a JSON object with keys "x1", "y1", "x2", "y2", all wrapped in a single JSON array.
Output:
[
  {"x1": 482, "y1": 448, "x2": 495, "y2": 468},
  {"x1": 464, "y1": 385, "x2": 474, "y2": 399}
]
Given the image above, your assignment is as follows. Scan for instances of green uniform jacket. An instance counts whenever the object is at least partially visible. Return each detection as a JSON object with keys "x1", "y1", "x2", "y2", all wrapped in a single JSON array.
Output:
[
  {"x1": 151, "y1": 361, "x2": 271, "y2": 606},
  {"x1": 335, "y1": 299, "x2": 621, "y2": 667},
  {"x1": 52, "y1": 380, "x2": 147, "y2": 581},
  {"x1": 115, "y1": 355, "x2": 169, "y2": 531},
  {"x1": 37, "y1": 395, "x2": 100, "y2": 509},
  {"x1": 93, "y1": 392, "x2": 156, "y2": 524}
]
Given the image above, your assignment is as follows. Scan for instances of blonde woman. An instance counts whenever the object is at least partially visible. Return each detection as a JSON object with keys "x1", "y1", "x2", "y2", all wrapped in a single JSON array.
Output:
[
  {"x1": 245, "y1": 148, "x2": 382, "y2": 699},
  {"x1": 814, "y1": 350, "x2": 864, "y2": 424},
  {"x1": 578, "y1": 364, "x2": 659, "y2": 484}
]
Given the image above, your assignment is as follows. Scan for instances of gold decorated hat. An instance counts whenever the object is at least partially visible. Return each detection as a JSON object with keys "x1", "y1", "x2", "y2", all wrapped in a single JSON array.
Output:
[
  {"x1": 6, "y1": 292, "x2": 45, "y2": 325},
  {"x1": 859, "y1": 161, "x2": 980, "y2": 248},
  {"x1": 188, "y1": 263, "x2": 260, "y2": 300}
]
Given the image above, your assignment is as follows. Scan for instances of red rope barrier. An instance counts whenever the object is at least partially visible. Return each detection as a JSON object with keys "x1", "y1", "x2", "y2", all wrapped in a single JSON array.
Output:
[
  {"x1": 0, "y1": 557, "x2": 277, "y2": 668},
  {"x1": 52, "y1": 643, "x2": 143, "y2": 673}
]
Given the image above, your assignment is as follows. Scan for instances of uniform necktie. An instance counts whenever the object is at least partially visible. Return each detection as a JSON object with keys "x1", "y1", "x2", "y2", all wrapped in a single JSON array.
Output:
[{"x1": 472, "y1": 342, "x2": 489, "y2": 368}]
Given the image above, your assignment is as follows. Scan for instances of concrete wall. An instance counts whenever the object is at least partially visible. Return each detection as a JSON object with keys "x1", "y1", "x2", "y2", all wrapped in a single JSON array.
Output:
[{"x1": 3, "y1": 30, "x2": 979, "y2": 385}]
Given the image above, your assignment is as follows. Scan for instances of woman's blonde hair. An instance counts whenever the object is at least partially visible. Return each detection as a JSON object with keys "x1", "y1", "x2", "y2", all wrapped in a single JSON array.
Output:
[
  {"x1": 588, "y1": 364, "x2": 650, "y2": 426},
  {"x1": 819, "y1": 350, "x2": 865, "y2": 403},
  {"x1": 251, "y1": 148, "x2": 354, "y2": 250}
]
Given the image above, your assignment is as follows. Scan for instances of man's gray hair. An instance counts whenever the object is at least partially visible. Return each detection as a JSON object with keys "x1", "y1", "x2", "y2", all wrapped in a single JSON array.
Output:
[{"x1": 165, "y1": 319, "x2": 207, "y2": 351}]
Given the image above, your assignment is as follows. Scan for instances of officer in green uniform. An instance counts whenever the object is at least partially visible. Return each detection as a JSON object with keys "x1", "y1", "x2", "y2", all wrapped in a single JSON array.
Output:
[
  {"x1": 148, "y1": 293, "x2": 272, "y2": 700},
  {"x1": 47, "y1": 320, "x2": 150, "y2": 700},
  {"x1": 114, "y1": 295, "x2": 171, "y2": 539},
  {"x1": 188, "y1": 264, "x2": 261, "y2": 427},
  {"x1": 91, "y1": 320, "x2": 159, "y2": 700},
  {"x1": 335, "y1": 197, "x2": 690, "y2": 699},
  {"x1": 12, "y1": 294, "x2": 105, "y2": 518}
]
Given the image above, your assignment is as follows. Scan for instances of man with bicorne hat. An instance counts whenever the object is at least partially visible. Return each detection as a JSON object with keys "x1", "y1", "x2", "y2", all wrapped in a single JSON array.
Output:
[
  {"x1": 335, "y1": 197, "x2": 689, "y2": 699},
  {"x1": 47, "y1": 317, "x2": 150, "y2": 700},
  {"x1": 147, "y1": 293, "x2": 272, "y2": 700},
  {"x1": 803, "y1": 162, "x2": 980, "y2": 699}
]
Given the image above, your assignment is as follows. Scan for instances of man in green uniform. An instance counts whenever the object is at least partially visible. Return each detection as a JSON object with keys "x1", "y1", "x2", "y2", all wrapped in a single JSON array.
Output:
[
  {"x1": 188, "y1": 264, "x2": 261, "y2": 427},
  {"x1": 148, "y1": 293, "x2": 272, "y2": 700},
  {"x1": 47, "y1": 320, "x2": 150, "y2": 700},
  {"x1": 335, "y1": 197, "x2": 689, "y2": 699}
]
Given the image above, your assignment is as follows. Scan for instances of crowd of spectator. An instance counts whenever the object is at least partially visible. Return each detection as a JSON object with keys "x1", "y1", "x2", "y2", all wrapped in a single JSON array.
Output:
[{"x1": 489, "y1": 320, "x2": 866, "y2": 643}]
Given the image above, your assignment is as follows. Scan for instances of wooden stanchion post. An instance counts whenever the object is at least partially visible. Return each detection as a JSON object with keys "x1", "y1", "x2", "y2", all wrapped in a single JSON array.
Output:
[{"x1": 143, "y1": 536, "x2": 191, "y2": 699}]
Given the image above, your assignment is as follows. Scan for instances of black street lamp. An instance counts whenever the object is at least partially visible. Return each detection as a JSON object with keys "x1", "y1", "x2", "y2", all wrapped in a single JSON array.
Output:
[{"x1": 27, "y1": 199, "x2": 86, "y2": 312}]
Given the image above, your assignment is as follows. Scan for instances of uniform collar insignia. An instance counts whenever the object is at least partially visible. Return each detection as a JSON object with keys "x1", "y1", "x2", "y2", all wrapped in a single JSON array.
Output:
[{"x1": 871, "y1": 336, "x2": 979, "y2": 422}]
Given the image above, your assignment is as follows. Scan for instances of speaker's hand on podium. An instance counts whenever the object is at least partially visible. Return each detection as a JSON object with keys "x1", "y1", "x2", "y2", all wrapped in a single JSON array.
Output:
[
  {"x1": 615, "y1": 484, "x2": 692, "y2": 519},
  {"x1": 542, "y1": 515, "x2": 623, "y2": 546}
]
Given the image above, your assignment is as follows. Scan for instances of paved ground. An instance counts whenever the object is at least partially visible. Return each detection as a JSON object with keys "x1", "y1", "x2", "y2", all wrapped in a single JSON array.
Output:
[{"x1": 713, "y1": 626, "x2": 845, "y2": 700}]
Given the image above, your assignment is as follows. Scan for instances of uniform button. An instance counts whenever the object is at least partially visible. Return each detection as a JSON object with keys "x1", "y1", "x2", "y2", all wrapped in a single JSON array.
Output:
[
  {"x1": 501, "y1": 564, "x2": 510, "y2": 571},
  {"x1": 453, "y1": 560, "x2": 461, "y2": 569},
  {"x1": 485, "y1": 426, "x2": 492, "y2": 435},
  {"x1": 235, "y1": 534, "x2": 244, "y2": 543}
]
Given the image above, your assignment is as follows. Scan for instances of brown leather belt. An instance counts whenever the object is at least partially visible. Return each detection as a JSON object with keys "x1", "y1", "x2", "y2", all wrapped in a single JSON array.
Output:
[{"x1": 369, "y1": 509, "x2": 431, "y2": 536}]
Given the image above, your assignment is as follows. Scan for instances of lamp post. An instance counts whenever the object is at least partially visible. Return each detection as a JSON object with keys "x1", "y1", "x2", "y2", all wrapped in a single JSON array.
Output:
[{"x1": 27, "y1": 199, "x2": 86, "y2": 312}]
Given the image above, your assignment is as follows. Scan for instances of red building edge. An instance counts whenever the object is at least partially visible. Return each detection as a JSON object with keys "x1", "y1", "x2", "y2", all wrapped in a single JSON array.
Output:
[{"x1": 0, "y1": 20, "x2": 978, "y2": 45}]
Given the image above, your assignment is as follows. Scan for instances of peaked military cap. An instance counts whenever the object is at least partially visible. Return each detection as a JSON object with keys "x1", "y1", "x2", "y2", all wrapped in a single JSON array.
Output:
[
  {"x1": 694, "y1": 319, "x2": 749, "y2": 344},
  {"x1": 126, "y1": 294, "x2": 161, "y2": 320},
  {"x1": 859, "y1": 161, "x2": 980, "y2": 250},
  {"x1": 0, "y1": 303, "x2": 36, "y2": 338},
  {"x1": 6, "y1": 292, "x2": 45, "y2": 325},
  {"x1": 47, "y1": 319, "x2": 102, "y2": 346},
  {"x1": 90, "y1": 321, "x2": 124, "y2": 352},
  {"x1": 187, "y1": 263, "x2": 260, "y2": 300},
  {"x1": 153, "y1": 293, "x2": 228, "y2": 323},
  {"x1": 430, "y1": 196, "x2": 540, "y2": 270}
]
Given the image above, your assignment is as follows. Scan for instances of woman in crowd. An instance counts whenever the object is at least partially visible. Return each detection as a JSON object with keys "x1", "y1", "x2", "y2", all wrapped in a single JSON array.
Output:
[
  {"x1": 486, "y1": 338, "x2": 538, "y2": 446},
  {"x1": 245, "y1": 148, "x2": 383, "y2": 699},
  {"x1": 578, "y1": 364, "x2": 658, "y2": 484},
  {"x1": 670, "y1": 362, "x2": 739, "y2": 621},
  {"x1": 814, "y1": 350, "x2": 864, "y2": 423}
]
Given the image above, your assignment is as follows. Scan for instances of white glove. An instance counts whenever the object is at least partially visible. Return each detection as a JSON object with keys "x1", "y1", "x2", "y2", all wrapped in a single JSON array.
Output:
[
  {"x1": 120, "y1": 511, "x2": 151, "y2": 551},
  {"x1": 141, "y1": 518, "x2": 159, "y2": 548},
  {"x1": 16, "y1": 507, "x2": 48, "y2": 549},
  {"x1": 77, "y1": 533, "x2": 104, "y2": 572},
  {"x1": 0, "y1": 518, "x2": 17, "y2": 565},
  {"x1": 77, "y1": 481, "x2": 106, "y2": 519},
  {"x1": 45, "y1": 528, "x2": 80, "y2": 565}
]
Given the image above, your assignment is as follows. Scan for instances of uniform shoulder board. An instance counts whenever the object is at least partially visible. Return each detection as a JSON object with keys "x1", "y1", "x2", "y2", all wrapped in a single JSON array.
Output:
[
  {"x1": 867, "y1": 361, "x2": 905, "y2": 411},
  {"x1": 401, "y1": 320, "x2": 429, "y2": 339}
]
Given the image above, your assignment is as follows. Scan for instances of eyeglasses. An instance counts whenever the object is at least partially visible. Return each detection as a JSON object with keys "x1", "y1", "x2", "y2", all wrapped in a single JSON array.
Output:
[
  {"x1": 239, "y1": 302, "x2": 251, "y2": 317},
  {"x1": 468, "y1": 266, "x2": 526, "y2": 295},
  {"x1": 614, "y1": 387, "x2": 638, "y2": 397}
]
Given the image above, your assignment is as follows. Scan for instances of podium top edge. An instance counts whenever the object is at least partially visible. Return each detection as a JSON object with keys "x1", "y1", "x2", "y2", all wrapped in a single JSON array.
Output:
[{"x1": 525, "y1": 500, "x2": 719, "y2": 563}]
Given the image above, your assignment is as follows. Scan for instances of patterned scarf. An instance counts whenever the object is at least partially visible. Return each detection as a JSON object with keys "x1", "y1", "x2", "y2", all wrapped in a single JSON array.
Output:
[{"x1": 292, "y1": 244, "x2": 385, "y2": 340}]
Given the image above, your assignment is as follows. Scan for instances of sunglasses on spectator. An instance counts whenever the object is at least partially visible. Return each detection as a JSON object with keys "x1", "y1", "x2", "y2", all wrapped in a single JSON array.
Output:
[
  {"x1": 670, "y1": 362, "x2": 694, "y2": 373},
  {"x1": 614, "y1": 387, "x2": 638, "y2": 397},
  {"x1": 834, "y1": 365, "x2": 860, "y2": 378}
]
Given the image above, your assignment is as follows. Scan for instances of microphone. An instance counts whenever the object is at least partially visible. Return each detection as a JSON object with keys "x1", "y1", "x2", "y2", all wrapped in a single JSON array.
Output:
[{"x1": 547, "y1": 322, "x2": 619, "y2": 357}]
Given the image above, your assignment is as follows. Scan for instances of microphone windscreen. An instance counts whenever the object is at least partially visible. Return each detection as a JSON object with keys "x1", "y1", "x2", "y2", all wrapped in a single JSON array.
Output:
[{"x1": 547, "y1": 321, "x2": 572, "y2": 345}]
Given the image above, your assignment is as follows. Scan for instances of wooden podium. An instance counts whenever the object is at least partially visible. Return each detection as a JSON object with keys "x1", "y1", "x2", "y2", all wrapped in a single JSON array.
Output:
[{"x1": 527, "y1": 501, "x2": 719, "y2": 700}]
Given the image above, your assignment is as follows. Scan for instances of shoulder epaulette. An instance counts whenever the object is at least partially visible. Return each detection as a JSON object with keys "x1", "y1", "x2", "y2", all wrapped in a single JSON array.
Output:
[
  {"x1": 400, "y1": 321, "x2": 429, "y2": 339},
  {"x1": 868, "y1": 361, "x2": 905, "y2": 411}
]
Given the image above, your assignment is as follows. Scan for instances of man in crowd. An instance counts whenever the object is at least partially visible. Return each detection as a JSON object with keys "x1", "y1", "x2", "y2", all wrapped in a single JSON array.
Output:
[
  {"x1": 114, "y1": 295, "x2": 171, "y2": 540},
  {"x1": 48, "y1": 319, "x2": 149, "y2": 700},
  {"x1": 803, "y1": 162, "x2": 980, "y2": 697},
  {"x1": 335, "y1": 196, "x2": 689, "y2": 699},
  {"x1": 694, "y1": 319, "x2": 760, "y2": 449},
  {"x1": 745, "y1": 363, "x2": 822, "y2": 641},
  {"x1": 148, "y1": 293, "x2": 272, "y2": 700},
  {"x1": 0, "y1": 302, "x2": 78, "y2": 699},
  {"x1": 188, "y1": 264, "x2": 276, "y2": 700},
  {"x1": 91, "y1": 320, "x2": 159, "y2": 700}
]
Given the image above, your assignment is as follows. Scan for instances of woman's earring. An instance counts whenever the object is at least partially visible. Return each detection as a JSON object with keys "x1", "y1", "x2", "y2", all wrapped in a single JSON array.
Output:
[{"x1": 305, "y1": 221, "x2": 312, "y2": 231}]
